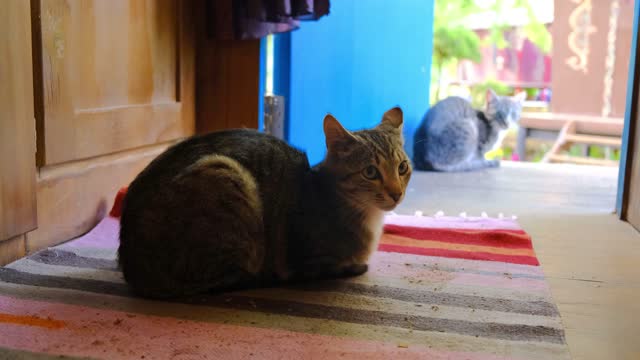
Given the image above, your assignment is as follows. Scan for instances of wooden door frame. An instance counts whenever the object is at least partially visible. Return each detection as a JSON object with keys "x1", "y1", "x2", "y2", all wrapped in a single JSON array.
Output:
[
  {"x1": 194, "y1": 0, "x2": 264, "y2": 134},
  {"x1": 617, "y1": 0, "x2": 640, "y2": 219},
  {"x1": 0, "y1": 0, "x2": 38, "y2": 255}
]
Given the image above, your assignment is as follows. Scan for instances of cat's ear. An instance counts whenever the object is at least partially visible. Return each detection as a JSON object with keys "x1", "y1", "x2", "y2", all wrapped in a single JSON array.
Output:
[
  {"x1": 512, "y1": 91, "x2": 527, "y2": 103},
  {"x1": 486, "y1": 89, "x2": 498, "y2": 103},
  {"x1": 324, "y1": 114, "x2": 356, "y2": 150},
  {"x1": 380, "y1": 107, "x2": 403, "y2": 129}
]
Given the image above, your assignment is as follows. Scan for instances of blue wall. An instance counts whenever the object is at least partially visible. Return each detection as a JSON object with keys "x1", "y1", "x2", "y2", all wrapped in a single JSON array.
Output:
[{"x1": 286, "y1": 0, "x2": 434, "y2": 165}]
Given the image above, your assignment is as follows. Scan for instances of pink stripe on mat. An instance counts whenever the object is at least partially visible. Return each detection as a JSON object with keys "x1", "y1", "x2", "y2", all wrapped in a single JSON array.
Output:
[
  {"x1": 68, "y1": 217, "x2": 120, "y2": 249},
  {"x1": 378, "y1": 244, "x2": 540, "y2": 265},
  {"x1": 0, "y1": 296, "x2": 507, "y2": 360}
]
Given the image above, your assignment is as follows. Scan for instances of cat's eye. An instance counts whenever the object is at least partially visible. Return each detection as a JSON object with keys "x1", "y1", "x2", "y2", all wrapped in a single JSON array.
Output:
[
  {"x1": 363, "y1": 165, "x2": 380, "y2": 180},
  {"x1": 398, "y1": 161, "x2": 409, "y2": 175}
]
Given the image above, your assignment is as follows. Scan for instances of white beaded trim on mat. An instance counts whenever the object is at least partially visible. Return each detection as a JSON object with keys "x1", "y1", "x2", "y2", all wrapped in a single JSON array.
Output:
[{"x1": 389, "y1": 210, "x2": 519, "y2": 221}]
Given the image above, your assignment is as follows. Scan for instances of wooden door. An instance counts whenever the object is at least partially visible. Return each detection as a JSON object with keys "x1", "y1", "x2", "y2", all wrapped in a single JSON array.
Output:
[
  {"x1": 33, "y1": 0, "x2": 195, "y2": 165},
  {"x1": 0, "y1": 1, "x2": 38, "y2": 241}
]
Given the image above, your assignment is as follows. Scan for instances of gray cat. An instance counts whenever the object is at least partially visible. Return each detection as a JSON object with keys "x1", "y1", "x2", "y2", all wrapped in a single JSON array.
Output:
[
  {"x1": 413, "y1": 90, "x2": 525, "y2": 172},
  {"x1": 118, "y1": 107, "x2": 411, "y2": 298}
]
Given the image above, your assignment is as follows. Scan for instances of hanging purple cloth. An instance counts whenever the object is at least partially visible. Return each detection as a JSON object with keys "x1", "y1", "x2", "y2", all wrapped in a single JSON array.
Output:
[{"x1": 211, "y1": 0, "x2": 330, "y2": 40}]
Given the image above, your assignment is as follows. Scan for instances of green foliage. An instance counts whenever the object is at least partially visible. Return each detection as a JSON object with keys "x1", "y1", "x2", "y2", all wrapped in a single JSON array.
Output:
[
  {"x1": 502, "y1": 146, "x2": 513, "y2": 159},
  {"x1": 433, "y1": 0, "x2": 482, "y2": 28},
  {"x1": 520, "y1": 1, "x2": 552, "y2": 53},
  {"x1": 432, "y1": 0, "x2": 483, "y2": 69},
  {"x1": 469, "y1": 79, "x2": 511, "y2": 107},
  {"x1": 431, "y1": 0, "x2": 552, "y2": 102},
  {"x1": 531, "y1": 143, "x2": 551, "y2": 162},
  {"x1": 523, "y1": 20, "x2": 551, "y2": 53},
  {"x1": 482, "y1": 0, "x2": 552, "y2": 52},
  {"x1": 611, "y1": 149, "x2": 620, "y2": 161},
  {"x1": 588, "y1": 146, "x2": 605, "y2": 159},
  {"x1": 567, "y1": 145, "x2": 620, "y2": 161},
  {"x1": 524, "y1": 87, "x2": 538, "y2": 99},
  {"x1": 433, "y1": 26, "x2": 482, "y2": 67},
  {"x1": 433, "y1": 0, "x2": 551, "y2": 54}
]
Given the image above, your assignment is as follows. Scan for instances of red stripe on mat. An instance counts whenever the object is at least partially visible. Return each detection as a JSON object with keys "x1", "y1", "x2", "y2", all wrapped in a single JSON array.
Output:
[
  {"x1": 383, "y1": 224, "x2": 533, "y2": 249},
  {"x1": 378, "y1": 244, "x2": 540, "y2": 266},
  {"x1": 109, "y1": 187, "x2": 128, "y2": 218}
]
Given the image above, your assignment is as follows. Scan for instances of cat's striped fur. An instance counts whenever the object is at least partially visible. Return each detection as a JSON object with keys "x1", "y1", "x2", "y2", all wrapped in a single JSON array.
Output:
[{"x1": 118, "y1": 108, "x2": 411, "y2": 298}]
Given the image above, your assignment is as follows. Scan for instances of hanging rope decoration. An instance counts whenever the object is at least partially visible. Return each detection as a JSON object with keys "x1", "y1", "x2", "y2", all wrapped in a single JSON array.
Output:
[{"x1": 601, "y1": 0, "x2": 620, "y2": 118}]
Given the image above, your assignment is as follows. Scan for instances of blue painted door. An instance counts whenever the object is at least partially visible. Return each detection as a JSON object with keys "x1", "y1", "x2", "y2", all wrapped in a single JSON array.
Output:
[
  {"x1": 617, "y1": 0, "x2": 640, "y2": 216},
  {"x1": 283, "y1": 1, "x2": 434, "y2": 165}
]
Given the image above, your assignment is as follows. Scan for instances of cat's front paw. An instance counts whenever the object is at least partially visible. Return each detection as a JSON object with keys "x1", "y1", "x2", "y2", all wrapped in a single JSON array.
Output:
[{"x1": 341, "y1": 263, "x2": 368, "y2": 277}]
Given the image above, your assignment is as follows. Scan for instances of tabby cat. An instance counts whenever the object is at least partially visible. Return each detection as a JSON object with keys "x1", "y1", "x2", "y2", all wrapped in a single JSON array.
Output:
[
  {"x1": 118, "y1": 107, "x2": 411, "y2": 298},
  {"x1": 413, "y1": 90, "x2": 525, "y2": 172}
]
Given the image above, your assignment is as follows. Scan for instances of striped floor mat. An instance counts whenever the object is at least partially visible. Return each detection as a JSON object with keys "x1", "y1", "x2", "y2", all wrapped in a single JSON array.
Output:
[{"x1": 0, "y1": 193, "x2": 570, "y2": 359}]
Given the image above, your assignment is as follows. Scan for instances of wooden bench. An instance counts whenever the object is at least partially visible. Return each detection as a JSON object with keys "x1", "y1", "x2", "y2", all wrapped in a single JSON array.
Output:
[{"x1": 517, "y1": 112, "x2": 624, "y2": 166}]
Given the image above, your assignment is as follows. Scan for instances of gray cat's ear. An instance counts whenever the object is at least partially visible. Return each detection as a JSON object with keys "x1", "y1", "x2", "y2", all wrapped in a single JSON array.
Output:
[
  {"x1": 486, "y1": 89, "x2": 498, "y2": 103},
  {"x1": 324, "y1": 114, "x2": 356, "y2": 150},
  {"x1": 380, "y1": 107, "x2": 403, "y2": 129},
  {"x1": 512, "y1": 91, "x2": 527, "y2": 103}
]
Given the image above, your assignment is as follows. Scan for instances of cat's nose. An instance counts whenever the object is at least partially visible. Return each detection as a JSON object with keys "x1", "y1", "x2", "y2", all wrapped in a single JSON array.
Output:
[{"x1": 389, "y1": 192, "x2": 402, "y2": 202}]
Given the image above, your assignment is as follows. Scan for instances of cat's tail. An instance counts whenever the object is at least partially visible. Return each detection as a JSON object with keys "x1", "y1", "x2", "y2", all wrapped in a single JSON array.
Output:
[{"x1": 412, "y1": 125, "x2": 434, "y2": 171}]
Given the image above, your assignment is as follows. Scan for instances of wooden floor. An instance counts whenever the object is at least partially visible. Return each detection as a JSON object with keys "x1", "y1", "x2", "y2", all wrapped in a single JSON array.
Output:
[{"x1": 396, "y1": 162, "x2": 640, "y2": 360}]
